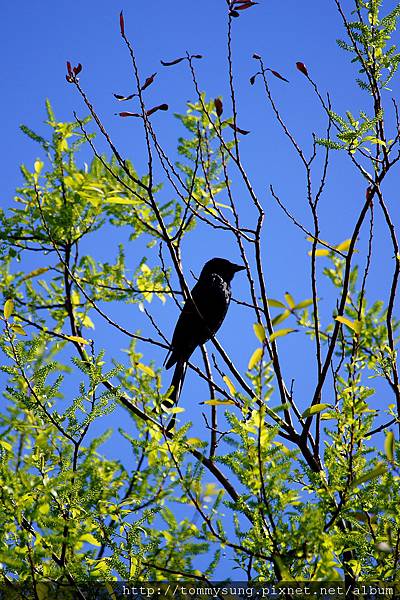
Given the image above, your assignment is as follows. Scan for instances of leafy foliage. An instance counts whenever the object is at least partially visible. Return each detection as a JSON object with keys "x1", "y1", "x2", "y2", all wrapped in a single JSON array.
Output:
[{"x1": 1, "y1": 0, "x2": 400, "y2": 587}]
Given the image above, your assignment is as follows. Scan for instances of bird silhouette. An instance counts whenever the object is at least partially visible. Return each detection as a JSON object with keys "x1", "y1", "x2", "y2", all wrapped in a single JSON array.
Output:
[{"x1": 163, "y1": 258, "x2": 245, "y2": 411}]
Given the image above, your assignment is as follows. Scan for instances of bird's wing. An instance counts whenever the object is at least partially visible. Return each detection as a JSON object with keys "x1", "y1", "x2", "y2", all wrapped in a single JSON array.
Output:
[
  {"x1": 165, "y1": 293, "x2": 202, "y2": 368},
  {"x1": 165, "y1": 277, "x2": 230, "y2": 369}
]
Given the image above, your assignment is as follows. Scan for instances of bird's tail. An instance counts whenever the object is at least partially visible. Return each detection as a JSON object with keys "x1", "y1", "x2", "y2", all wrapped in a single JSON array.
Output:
[{"x1": 162, "y1": 359, "x2": 187, "y2": 409}]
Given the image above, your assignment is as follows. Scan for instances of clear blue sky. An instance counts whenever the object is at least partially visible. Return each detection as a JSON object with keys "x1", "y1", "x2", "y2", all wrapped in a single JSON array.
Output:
[
  {"x1": 2, "y1": 0, "x2": 397, "y2": 400},
  {"x1": 2, "y1": 0, "x2": 400, "y2": 577}
]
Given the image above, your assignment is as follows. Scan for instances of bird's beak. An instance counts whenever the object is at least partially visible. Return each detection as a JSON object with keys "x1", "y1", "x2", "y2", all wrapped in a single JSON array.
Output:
[{"x1": 232, "y1": 264, "x2": 245, "y2": 272}]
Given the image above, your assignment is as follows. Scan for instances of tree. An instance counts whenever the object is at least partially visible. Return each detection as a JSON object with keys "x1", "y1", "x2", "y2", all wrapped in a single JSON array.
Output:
[{"x1": 1, "y1": 0, "x2": 400, "y2": 591}]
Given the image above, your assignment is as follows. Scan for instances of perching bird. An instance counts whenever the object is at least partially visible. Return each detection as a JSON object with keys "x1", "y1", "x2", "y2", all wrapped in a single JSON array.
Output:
[{"x1": 163, "y1": 257, "x2": 245, "y2": 409}]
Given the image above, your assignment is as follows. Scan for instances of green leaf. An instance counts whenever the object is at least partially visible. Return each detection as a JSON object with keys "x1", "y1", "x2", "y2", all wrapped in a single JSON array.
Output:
[
  {"x1": 253, "y1": 323, "x2": 266, "y2": 342},
  {"x1": 91, "y1": 558, "x2": 110, "y2": 575},
  {"x1": 268, "y1": 299, "x2": 286, "y2": 309},
  {"x1": 320, "y1": 412, "x2": 338, "y2": 420},
  {"x1": 223, "y1": 375, "x2": 236, "y2": 395},
  {"x1": 248, "y1": 347, "x2": 263, "y2": 370},
  {"x1": 0, "y1": 440, "x2": 12, "y2": 452},
  {"x1": 22, "y1": 267, "x2": 49, "y2": 281},
  {"x1": 81, "y1": 314, "x2": 95, "y2": 329},
  {"x1": 302, "y1": 403, "x2": 331, "y2": 418},
  {"x1": 38, "y1": 503, "x2": 50, "y2": 515},
  {"x1": 294, "y1": 298, "x2": 313, "y2": 309},
  {"x1": 352, "y1": 462, "x2": 386, "y2": 487},
  {"x1": 365, "y1": 137, "x2": 386, "y2": 146},
  {"x1": 309, "y1": 248, "x2": 330, "y2": 257},
  {"x1": 335, "y1": 238, "x2": 351, "y2": 252},
  {"x1": 105, "y1": 197, "x2": 137, "y2": 205},
  {"x1": 80, "y1": 533, "x2": 101, "y2": 547},
  {"x1": 65, "y1": 335, "x2": 90, "y2": 345},
  {"x1": 11, "y1": 324, "x2": 27, "y2": 336},
  {"x1": 384, "y1": 431, "x2": 395, "y2": 462},
  {"x1": 137, "y1": 363, "x2": 156, "y2": 377},
  {"x1": 204, "y1": 399, "x2": 235, "y2": 406},
  {"x1": 34, "y1": 160, "x2": 44, "y2": 175},
  {"x1": 186, "y1": 438, "x2": 202, "y2": 447},
  {"x1": 270, "y1": 328, "x2": 296, "y2": 342},
  {"x1": 70, "y1": 290, "x2": 80, "y2": 306},
  {"x1": 284, "y1": 292, "x2": 295, "y2": 309},
  {"x1": 335, "y1": 316, "x2": 362, "y2": 334},
  {"x1": 4, "y1": 299, "x2": 14, "y2": 320},
  {"x1": 272, "y1": 310, "x2": 291, "y2": 326}
]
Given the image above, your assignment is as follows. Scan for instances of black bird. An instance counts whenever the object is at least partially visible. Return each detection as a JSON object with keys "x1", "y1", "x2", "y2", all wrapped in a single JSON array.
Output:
[{"x1": 163, "y1": 258, "x2": 245, "y2": 409}]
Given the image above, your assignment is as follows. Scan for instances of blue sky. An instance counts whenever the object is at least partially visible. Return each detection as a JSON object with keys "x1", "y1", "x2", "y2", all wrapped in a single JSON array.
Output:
[
  {"x1": 2, "y1": 0, "x2": 396, "y2": 401},
  {"x1": 2, "y1": 0, "x2": 375, "y2": 199},
  {"x1": 2, "y1": 0, "x2": 400, "y2": 577}
]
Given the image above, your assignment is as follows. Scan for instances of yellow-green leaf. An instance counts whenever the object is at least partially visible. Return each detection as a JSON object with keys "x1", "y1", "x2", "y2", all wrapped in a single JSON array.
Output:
[
  {"x1": 272, "y1": 441, "x2": 291, "y2": 455},
  {"x1": 22, "y1": 267, "x2": 49, "y2": 281},
  {"x1": 141, "y1": 263, "x2": 151, "y2": 274},
  {"x1": 384, "y1": 431, "x2": 395, "y2": 462},
  {"x1": 80, "y1": 533, "x2": 101, "y2": 547},
  {"x1": 294, "y1": 298, "x2": 313, "y2": 309},
  {"x1": 223, "y1": 375, "x2": 236, "y2": 395},
  {"x1": 302, "y1": 403, "x2": 331, "y2": 418},
  {"x1": 335, "y1": 238, "x2": 351, "y2": 252},
  {"x1": 320, "y1": 412, "x2": 337, "y2": 420},
  {"x1": 82, "y1": 185, "x2": 103, "y2": 194},
  {"x1": 253, "y1": 323, "x2": 266, "y2": 343},
  {"x1": 248, "y1": 347, "x2": 263, "y2": 370},
  {"x1": 186, "y1": 437, "x2": 202, "y2": 446},
  {"x1": 207, "y1": 208, "x2": 219, "y2": 217},
  {"x1": 11, "y1": 324, "x2": 27, "y2": 336},
  {"x1": 335, "y1": 316, "x2": 362, "y2": 335},
  {"x1": 284, "y1": 292, "x2": 295, "y2": 309},
  {"x1": 38, "y1": 503, "x2": 50, "y2": 515},
  {"x1": 4, "y1": 299, "x2": 14, "y2": 320},
  {"x1": 105, "y1": 197, "x2": 137, "y2": 205},
  {"x1": 272, "y1": 310, "x2": 291, "y2": 326},
  {"x1": 34, "y1": 160, "x2": 44, "y2": 174},
  {"x1": 70, "y1": 290, "x2": 80, "y2": 306},
  {"x1": 137, "y1": 363, "x2": 155, "y2": 377},
  {"x1": 0, "y1": 440, "x2": 12, "y2": 452},
  {"x1": 215, "y1": 201, "x2": 233, "y2": 212},
  {"x1": 166, "y1": 406, "x2": 185, "y2": 414},
  {"x1": 268, "y1": 298, "x2": 286, "y2": 308},
  {"x1": 83, "y1": 195, "x2": 101, "y2": 207},
  {"x1": 204, "y1": 399, "x2": 235, "y2": 406},
  {"x1": 365, "y1": 137, "x2": 386, "y2": 146},
  {"x1": 352, "y1": 462, "x2": 386, "y2": 487},
  {"x1": 65, "y1": 335, "x2": 90, "y2": 345},
  {"x1": 81, "y1": 314, "x2": 95, "y2": 329},
  {"x1": 270, "y1": 328, "x2": 296, "y2": 343},
  {"x1": 309, "y1": 248, "x2": 330, "y2": 257}
]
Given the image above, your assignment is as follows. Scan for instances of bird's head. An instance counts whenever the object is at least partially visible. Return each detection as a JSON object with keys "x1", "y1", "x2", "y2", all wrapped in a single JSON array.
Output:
[{"x1": 200, "y1": 258, "x2": 245, "y2": 283}]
